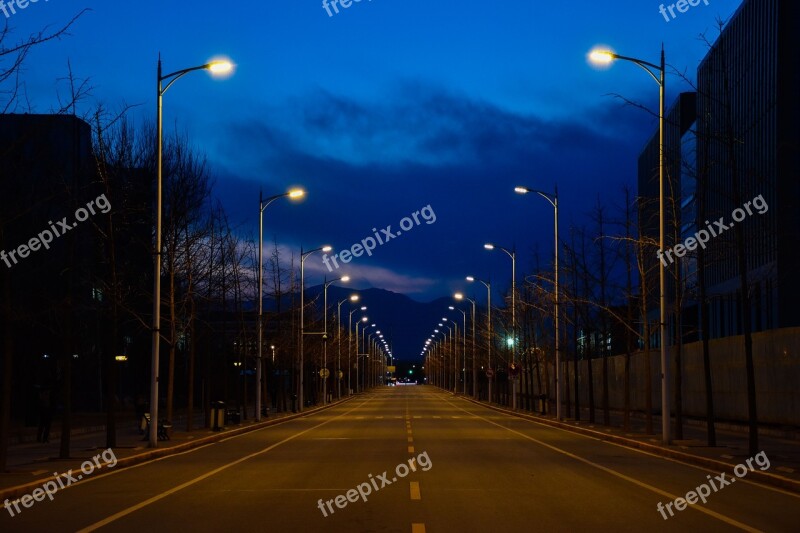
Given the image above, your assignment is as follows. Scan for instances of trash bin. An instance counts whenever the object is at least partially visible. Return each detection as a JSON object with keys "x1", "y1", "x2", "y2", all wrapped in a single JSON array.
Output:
[
  {"x1": 538, "y1": 394, "x2": 548, "y2": 415},
  {"x1": 210, "y1": 401, "x2": 225, "y2": 431}
]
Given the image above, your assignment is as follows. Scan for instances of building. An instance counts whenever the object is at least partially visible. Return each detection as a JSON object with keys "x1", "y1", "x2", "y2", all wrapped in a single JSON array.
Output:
[{"x1": 637, "y1": 0, "x2": 800, "y2": 342}]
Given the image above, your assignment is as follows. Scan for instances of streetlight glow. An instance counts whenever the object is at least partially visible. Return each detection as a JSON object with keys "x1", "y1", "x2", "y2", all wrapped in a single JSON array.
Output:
[
  {"x1": 208, "y1": 59, "x2": 234, "y2": 75},
  {"x1": 454, "y1": 292, "x2": 464, "y2": 300},
  {"x1": 322, "y1": 245, "x2": 333, "y2": 253},
  {"x1": 589, "y1": 49, "x2": 615, "y2": 64},
  {"x1": 341, "y1": 276, "x2": 351, "y2": 282},
  {"x1": 483, "y1": 243, "x2": 495, "y2": 250},
  {"x1": 514, "y1": 186, "x2": 530, "y2": 194},
  {"x1": 288, "y1": 189, "x2": 305, "y2": 199}
]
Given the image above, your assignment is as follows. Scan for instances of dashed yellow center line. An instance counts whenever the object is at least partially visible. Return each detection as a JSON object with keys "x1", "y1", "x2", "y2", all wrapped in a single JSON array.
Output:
[
  {"x1": 408, "y1": 446, "x2": 415, "y2": 453},
  {"x1": 407, "y1": 436, "x2": 414, "y2": 443},
  {"x1": 412, "y1": 523, "x2": 426, "y2": 533},
  {"x1": 410, "y1": 481, "x2": 421, "y2": 500}
]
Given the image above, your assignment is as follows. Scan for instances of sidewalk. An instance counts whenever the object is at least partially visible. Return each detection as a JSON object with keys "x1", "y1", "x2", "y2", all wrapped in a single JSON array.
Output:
[
  {"x1": 462, "y1": 395, "x2": 800, "y2": 493},
  {"x1": 0, "y1": 398, "x2": 354, "y2": 500}
]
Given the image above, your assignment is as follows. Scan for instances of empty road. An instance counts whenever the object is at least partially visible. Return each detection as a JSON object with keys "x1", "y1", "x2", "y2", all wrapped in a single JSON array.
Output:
[{"x1": 2, "y1": 386, "x2": 797, "y2": 532}]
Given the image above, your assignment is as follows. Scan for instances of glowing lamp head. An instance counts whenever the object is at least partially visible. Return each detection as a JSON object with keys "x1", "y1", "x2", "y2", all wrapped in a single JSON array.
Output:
[
  {"x1": 350, "y1": 295, "x2": 359, "y2": 302},
  {"x1": 288, "y1": 189, "x2": 305, "y2": 199},
  {"x1": 454, "y1": 293, "x2": 464, "y2": 300},
  {"x1": 484, "y1": 243, "x2": 495, "y2": 250},
  {"x1": 589, "y1": 49, "x2": 615, "y2": 65},
  {"x1": 466, "y1": 276, "x2": 475, "y2": 282},
  {"x1": 321, "y1": 245, "x2": 333, "y2": 253},
  {"x1": 208, "y1": 59, "x2": 234, "y2": 75},
  {"x1": 341, "y1": 276, "x2": 351, "y2": 282},
  {"x1": 514, "y1": 186, "x2": 530, "y2": 194}
]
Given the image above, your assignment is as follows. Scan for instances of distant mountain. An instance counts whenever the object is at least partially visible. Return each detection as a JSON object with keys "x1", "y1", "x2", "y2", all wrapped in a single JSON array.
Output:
[
  {"x1": 245, "y1": 285, "x2": 465, "y2": 364},
  {"x1": 304, "y1": 285, "x2": 456, "y2": 364}
]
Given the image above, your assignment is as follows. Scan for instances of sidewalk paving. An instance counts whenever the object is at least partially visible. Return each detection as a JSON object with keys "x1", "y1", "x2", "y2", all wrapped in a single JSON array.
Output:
[{"x1": 463, "y1": 394, "x2": 800, "y2": 493}]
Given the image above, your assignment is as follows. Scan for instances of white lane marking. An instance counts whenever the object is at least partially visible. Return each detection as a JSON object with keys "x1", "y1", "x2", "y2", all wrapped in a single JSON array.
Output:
[
  {"x1": 76, "y1": 398, "x2": 373, "y2": 532},
  {"x1": 443, "y1": 397, "x2": 761, "y2": 533}
]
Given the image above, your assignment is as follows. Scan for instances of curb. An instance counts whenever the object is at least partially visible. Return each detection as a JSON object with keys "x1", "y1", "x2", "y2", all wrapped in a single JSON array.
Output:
[
  {"x1": 459, "y1": 395, "x2": 800, "y2": 494},
  {"x1": 0, "y1": 396, "x2": 356, "y2": 501}
]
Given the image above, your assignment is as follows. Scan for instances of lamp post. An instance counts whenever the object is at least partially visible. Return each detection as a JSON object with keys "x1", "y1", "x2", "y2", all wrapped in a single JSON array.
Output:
[
  {"x1": 349, "y1": 307, "x2": 367, "y2": 394},
  {"x1": 449, "y1": 306, "x2": 468, "y2": 395},
  {"x1": 467, "y1": 276, "x2": 492, "y2": 403},
  {"x1": 361, "y1": 323, "x2": 376, "y2": 390},
  {"x1": 354, "y1": 316, "x2": 369, "y2": 392},
  {"x1": 433, "y1": 329, "x2": 447, "y2": 388},
  {"x1": 322, "y1": 276, "x2": 350, "y2": 404},
  {"x1": 257, "y1": 189, "x2": 304, "y2": 421},
  {"x1": 590, "y1": 46, "x2": 669, "y2": 444},
  {"x1": 515, "y1": 185, "x2": 560, "y2": 419},
  {"x1": 443, "y1": 317, "x2": 459, "y2": 393},
  {"x1": 337, "y1": 295, "x2": 359, "y2": 399},
  {"x1": 455, "y1": 294, "x2": 477, "y2": 398},
  {"x1": 299, "y1": 245, "x2": 332, "y2": 412},
  {"x1": 484, "y1": 243, "x2": 516, "y2": 408},
  {"x1": 151, "y1": 56, "x2": 232, "y2": 448}
]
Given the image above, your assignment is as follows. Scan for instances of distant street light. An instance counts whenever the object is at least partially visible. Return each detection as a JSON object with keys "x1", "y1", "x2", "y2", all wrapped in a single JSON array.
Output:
[
  {"x1": 337, "y1": 295, "x2": 359, "y2": 399},
  {"x1": 455, "y1": 293, "x2": 477, "y2": 398},
  {"x1": 299, "y1": 245, "x2": 332, "y2": 411},
  {"x1": 349, "y1": 306, "x2": 367, "y2": 394},
  {"x1": 322, "y1": 276, "x2": 350, "y2": 404},
  {"x1": 484, "y1": 243, "x2": 517, "y2": 409},
  {"x1": 257, "y1": 188, "x2": 305, "y2": 421},
  {"x1": 515, "y1": 184, "x2": 560, "y2": 419},
  {"x1": 467, "y1": 276, "x2": 492, "y2": 403}
]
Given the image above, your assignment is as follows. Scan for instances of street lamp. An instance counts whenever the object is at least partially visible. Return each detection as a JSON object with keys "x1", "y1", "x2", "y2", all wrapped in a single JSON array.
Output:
[
  {"x1": 257, "y1": 188, "x2": 305, "y2": 421},
  {"x1": 455, "y1": 293, "x2": 477, "y2": 398},
  {"x1": 440, "y1": 319, "x2": 457, "y2": 392},
  {"x1": 337, "y1": 295, "x2": 359, "y2": 399},
  {"x1": 590, "y1": 45, "x2": 669, "y2": 444},
  {"x1": 349, "y1": 306, "x2": 367, "y2": 394},
  {"x1": 467, "y1": 276, "x2": 492, "y2": 403},
  {"x1": 299, "y1": 245, "x2": 332, "y2": 411},
  {"x1": 322, "y1": 276, "x2": 350, "y2": 404},
  {"x1": 361, "y1": 323, "x2": 376, "y2": 390},
  {"x1": 515, "y1": 185, "x2": 560, "y2": 419},
  {"x1": 484, "y1": 243, "x2": 517, "y2": 409},
  {"x1": 150, "y1": 56, "x2": 233, "y2": 448},
  {"x1": 449, "y1": 305, "x2": 468, "y2": 395},
  {"x1": 354, "y1": 316, "x2": 369, "y2": 392}
]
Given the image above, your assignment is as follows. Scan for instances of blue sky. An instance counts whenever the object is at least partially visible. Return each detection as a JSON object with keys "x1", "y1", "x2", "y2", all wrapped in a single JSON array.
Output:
[{"x1": 9, "y1": 0, "x2": 742, "y2": 303}]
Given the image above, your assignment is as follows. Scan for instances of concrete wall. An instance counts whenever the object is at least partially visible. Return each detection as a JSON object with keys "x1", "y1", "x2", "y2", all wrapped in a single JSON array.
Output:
[{"x1": 552, "y1": 327, "x2": 800, "y2": 426}]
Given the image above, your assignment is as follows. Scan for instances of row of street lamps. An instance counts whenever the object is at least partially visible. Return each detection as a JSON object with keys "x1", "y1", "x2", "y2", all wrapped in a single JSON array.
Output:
[
  {"x1": 151, "y1": 42, "x2": 670, "y2": 447},
  {"x1": 418, "y1": 45, "x2": 668, "y2": 445}
]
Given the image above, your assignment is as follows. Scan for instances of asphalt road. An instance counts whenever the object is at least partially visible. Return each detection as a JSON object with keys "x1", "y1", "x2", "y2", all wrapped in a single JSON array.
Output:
[{"x1": 1, "y1": 386, "x2": 798, "y2": 532}]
